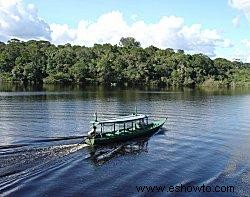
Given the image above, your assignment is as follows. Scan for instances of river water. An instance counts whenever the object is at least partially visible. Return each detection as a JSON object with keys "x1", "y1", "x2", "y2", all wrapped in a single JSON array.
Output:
[{"x1": 0, "y1": 85, "x2": 249, "y2": 196}]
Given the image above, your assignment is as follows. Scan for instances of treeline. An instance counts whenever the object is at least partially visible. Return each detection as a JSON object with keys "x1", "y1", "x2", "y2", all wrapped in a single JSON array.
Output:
[{"x1": 0, "y1": 37, "x2": 249, "y2": 87}]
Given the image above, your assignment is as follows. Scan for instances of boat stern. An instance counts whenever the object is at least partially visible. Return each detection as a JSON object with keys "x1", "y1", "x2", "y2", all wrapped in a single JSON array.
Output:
[
  {"x1": 85, "y1": 137, "x2": 95, "y2": 146},
  {"x1": 153, "y1": 118, "x2": 167, "y2": 127}
]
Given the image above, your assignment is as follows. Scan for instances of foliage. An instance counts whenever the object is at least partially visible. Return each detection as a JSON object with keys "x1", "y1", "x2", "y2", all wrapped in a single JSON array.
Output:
[{"x1": 0, "y1": 38, "x2": 249, "y2": 87}]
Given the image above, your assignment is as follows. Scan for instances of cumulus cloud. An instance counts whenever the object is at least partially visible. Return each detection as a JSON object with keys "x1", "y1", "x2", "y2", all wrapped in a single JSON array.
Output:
[
  {"x1": 0, "y1": 0, "x2": 232, "y2": 57},
  {"x1": 229, "y1": 0, "x2": 250, "y2": 19},
  {"x1": 50, "y1": 11, "x2": 231, "y2": 57},
  {"x1": 50, "y1": 23, "x2": 75, "y2": 44},
  {"x1": 233, "y1": 48, "x2": 250, "y2": 62},
  {"x1": 241, "y1": 38, "x2": 250, "y2": 47},
  {"x1": 0, "y1": 0, "x2": 51, "y2": 41},
  {"x1": 232, "y1": 15, "x2": 240, "y2": 26},
  {"x1": 131, "y1": 14, "x2": 138, "y2": 21}
]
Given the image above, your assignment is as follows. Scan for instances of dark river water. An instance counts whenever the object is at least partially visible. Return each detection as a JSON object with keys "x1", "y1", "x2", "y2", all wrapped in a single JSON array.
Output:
[{"x1": 0, "y1": 85, "x2": 249, "y2": 196}]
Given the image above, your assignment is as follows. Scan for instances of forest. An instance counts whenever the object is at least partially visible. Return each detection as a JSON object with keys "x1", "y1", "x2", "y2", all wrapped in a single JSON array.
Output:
[{"x1": 0, "y1": 37, "x2": 249, "y2": 88}]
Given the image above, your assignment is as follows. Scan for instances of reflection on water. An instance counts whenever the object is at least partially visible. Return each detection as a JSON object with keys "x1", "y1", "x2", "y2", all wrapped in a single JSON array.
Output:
[
  {"x1": 88, "y1": 139, "x2": 149, "y2": 166},
  {"x1": 0, "y1": 84, "x2": 249, "y2": 196}
]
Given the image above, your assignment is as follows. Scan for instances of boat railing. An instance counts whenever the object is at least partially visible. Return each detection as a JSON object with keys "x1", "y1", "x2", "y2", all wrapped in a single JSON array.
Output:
[{"x1": 147, "y1": 115, "x2": 168, "y2": 120}]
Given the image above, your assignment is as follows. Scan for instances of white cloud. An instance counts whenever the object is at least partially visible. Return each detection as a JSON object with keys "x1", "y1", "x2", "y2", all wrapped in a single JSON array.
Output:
[
  {"x1": 50, "y1": 11, "x2": 231, "y2": 57},
  {"x1": 232, "y1": 15, "x2": 240, "y2": 26},
  {"x1": 221, "y1": 39, "x2": 234, "y2": 48},
  {"x1": 229, "y1": 0, "x2": 250, "y2": 19},
  {"x1": 231, "y1": 48, "x2": 250, "y2": 62},
  {"x1": 50, "y1": 23, "x2": 75, "y2": 45},
  {"x1": 0, "y1": 0, "x2": 51, "y2": 41},
  {"x1": 241, "y1": 38, "x2": 250, "y2": 47},
  {"x1": 247, "y1": 56, "x2": 250, "y2": 62},
  {"x1": 0, "y1": 1, "x2": 232, "y2": 58},
  {"x1": 131, "y1": 14, "x2": 138, "y2": 21}
]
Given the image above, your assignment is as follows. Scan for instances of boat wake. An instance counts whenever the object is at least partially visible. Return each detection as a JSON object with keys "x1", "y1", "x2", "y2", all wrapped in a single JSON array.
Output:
[
  {"x1": 88, "y1": 139, "x2": 149, "y2": 166},
  {"x1": 0, "y1": 135, "x2": 153, "y2": 195},
  {"x1": 29, "y1": 135, "x2": 88, "y2": 143},
  {"x1": 0, "y1": 139, "x2": 89, "y2": 192}
]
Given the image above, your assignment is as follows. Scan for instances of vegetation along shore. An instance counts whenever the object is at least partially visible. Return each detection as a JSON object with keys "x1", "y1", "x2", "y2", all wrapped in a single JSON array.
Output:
[{"x1": 0, "y1": 37, "x2": 249, "y2": 88}]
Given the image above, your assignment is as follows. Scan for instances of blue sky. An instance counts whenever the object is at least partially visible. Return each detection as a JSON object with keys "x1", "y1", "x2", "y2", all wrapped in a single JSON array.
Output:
[{"x1": 1, "y1": 0, "x2": 250, "y2": 62}]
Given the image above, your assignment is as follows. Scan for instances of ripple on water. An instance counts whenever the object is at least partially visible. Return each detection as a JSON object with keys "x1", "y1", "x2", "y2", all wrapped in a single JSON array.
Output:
[{"x1": 0, "y1": 88, "x2": 249, "y2": 196}]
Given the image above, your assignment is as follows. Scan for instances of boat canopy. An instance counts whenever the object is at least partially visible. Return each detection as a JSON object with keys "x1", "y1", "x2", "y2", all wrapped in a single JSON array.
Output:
[{"x1": 91, "y1": 114, "x2": 147, "y2": 125}]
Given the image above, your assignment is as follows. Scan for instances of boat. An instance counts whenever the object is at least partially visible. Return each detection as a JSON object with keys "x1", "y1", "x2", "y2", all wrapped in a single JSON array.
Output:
[
  {"x1": 84, "y1": 112, "x2": 166, "y2": 146},
  {"x1": 88, "y1": 139, "x2": 149, "y2": 165}
]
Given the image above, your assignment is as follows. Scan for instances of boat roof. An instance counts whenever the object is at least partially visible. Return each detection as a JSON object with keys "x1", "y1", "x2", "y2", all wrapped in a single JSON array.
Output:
[{"x1": 91, "y1": 114, "x2": 147, "y2": 125}]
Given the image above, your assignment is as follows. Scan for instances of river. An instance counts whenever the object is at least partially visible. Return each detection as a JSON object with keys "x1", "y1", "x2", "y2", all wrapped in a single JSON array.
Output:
[{"x1": 0, "y1": 85, "x2": 249, "y2": 196}]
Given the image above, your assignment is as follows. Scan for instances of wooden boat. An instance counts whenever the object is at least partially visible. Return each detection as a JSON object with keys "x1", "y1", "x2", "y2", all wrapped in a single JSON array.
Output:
[{"x1": 84, "y1": 112, "x2": 166, "y2": 146}]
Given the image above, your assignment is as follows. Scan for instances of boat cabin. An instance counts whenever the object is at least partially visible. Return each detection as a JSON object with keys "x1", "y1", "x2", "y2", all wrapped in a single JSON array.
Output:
[{"x1": 89, "y1": 114, "x2": 149, "y2": 135}]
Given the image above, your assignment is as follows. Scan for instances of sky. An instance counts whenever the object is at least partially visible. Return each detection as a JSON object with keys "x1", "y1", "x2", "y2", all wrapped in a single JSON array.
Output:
[{"x1": 0, "y1": 0, "x2": 250, "y2": 62}]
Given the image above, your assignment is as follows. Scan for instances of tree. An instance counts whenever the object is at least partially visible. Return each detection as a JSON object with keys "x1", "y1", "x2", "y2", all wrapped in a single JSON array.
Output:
[
  {"x1": 119, "y1": 37, "x2": 141, "y2": 48},
  {"x1": 0, "y1": 38, "x2": 249, "y2": 87}
]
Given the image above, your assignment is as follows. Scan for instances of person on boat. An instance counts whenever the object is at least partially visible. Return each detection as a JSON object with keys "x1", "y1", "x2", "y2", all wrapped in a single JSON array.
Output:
[
  {"x1": 139, "y1": 119, "x2": 146, "y2": 128},
  {"x1": 88, "y1": 125, "x2": 97, "y2": 136}
]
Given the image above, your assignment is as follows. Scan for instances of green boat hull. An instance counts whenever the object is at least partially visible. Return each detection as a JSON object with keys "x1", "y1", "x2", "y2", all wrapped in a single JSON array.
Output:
[{"x1": 85, "y1": 119, "x2": 166, "y2": 146}]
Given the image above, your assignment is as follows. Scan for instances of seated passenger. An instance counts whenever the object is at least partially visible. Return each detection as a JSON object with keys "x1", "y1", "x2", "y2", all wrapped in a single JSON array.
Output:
[
  {"x1": 88, "y1": 126, "x2": 97, "y2": 136},
  {"x1": 138, "y1": 120, "x2": 145, "y2": 128}
]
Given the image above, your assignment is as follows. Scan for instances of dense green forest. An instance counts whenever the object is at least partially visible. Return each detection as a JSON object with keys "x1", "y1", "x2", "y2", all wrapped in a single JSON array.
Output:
[{"x1": 0, "y1": 37, "x2": 249, "y2": 87}]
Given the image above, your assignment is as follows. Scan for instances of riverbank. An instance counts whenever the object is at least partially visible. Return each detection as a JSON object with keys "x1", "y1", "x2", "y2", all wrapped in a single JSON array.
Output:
[
  {"x1": 1, "y1": 39, "x2": 250, "y2": 88},
  {"x1": 0, "y1": 82, "x2": 250, "y2": 97}
]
